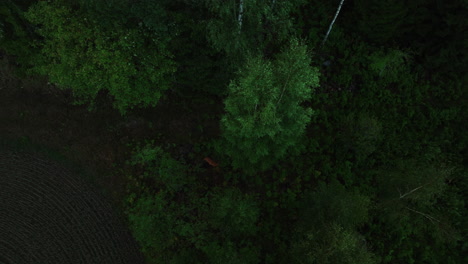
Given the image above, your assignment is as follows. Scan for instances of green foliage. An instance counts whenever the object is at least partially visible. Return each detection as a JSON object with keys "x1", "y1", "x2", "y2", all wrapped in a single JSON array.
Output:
[
  {"x1": 126, "y1": 186, "x2": 261, "y2": 263},
  {"x1": 354, "y1": 0, "x2": 410, "y2": 44},
  {"x1": 368, "y1": 48, "x2": 412, "y2": 83},
  {"x1": 367, "y1": 158, "x2": 463, "y2": 263},
  {"x1": 0, "y1": 21, "x2": 3, "y2": 39},
  {"x1": 291, "y1": 223, "x2": 376, "y2": 264},
  {"x1": 202, "y1": 0, "x2": 306, "y2": 61},
  {"x1": 374, "y1": 159, "x2": 451, "y2": 207},
  {"x1": 127, "y1": 191, "x2": 177, "y2": 258},
  {"x1": 291, "y1": 180, "x2": 375, "y2": 264},
  {"x1": 299, "y1": 180, "x2": 371, "y2": 229},
  {"x1": 77, "y1": 0, "x2": 173, "y2": 34},
  {"x1": 220, "y1": 40, "x2": 319, "y2": 173},
  {"x1": 129, "y1": 142, "x2": 190, "y2": 193},
  {"x1": 312, "y1": 16, "x2": 465, "y2": 261},
  {"x1": 204, "y1": 188, "x2": 260, "y2": 240},
  {"x1": 324, "y1": 37, "x2": 414, "y2": 91},
  {"x1": 164, "y1": 0, "x2": 235, "y2": 96},
  {"x1": 24, "y1": 0, "x2": 176, "y2": 114},
  {"x1": 201, "y1": 241, "x2": 260, "y2": 264},
  {"x1": 199, "y1": 188, "x2": 261, "y2": 263},
  {"x1": 403, "y1": 0, "x2": 467, "y2": 81},
  {"x1": 3, "y1": 1, "x2": 465, "y2": 263},
  {"x1": 126, "y1": 140, "x2": 260, "y2": 262},
  {"x1": 0, "y1": 1, "x2": 36, "y2": 71},
  {"x1": 339, "y1": 113, "x2": 383, "y2": 162}
]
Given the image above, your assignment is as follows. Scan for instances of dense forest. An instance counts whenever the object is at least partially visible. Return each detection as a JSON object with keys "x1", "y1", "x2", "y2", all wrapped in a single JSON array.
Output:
[{"x1": 1, "y1": 0, "x2": 466, "y2": 263}]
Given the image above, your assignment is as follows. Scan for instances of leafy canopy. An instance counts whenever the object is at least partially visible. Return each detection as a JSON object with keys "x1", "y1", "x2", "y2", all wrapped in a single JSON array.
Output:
[
  {"x1": 220, "y1": 39, "x2": 319, "y2": 173},
  {"x1": 291, "y1": 181, "x2": 375, "y2": 264},
  {"x1": 203, "y1": 0, "x2": 305, "y2": 54},
  {"x1": 24, "y1": 0, "x2": 175, "y2": 114}
]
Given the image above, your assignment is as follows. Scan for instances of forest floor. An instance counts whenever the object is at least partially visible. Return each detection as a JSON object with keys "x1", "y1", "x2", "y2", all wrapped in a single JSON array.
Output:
[{"x1": 0, "y1": 57, "x2": 223, "y2": 211}]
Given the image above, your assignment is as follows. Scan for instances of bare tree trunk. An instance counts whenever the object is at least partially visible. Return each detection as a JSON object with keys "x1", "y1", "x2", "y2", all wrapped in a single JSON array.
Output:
[
  {"x1": 398, "y1": 185, "x2": 426, "y2": 199},
  {"x1": 321, "y1": 0, "x2": 345, "y2": 48},
  {"x1": 405, "y1": 207, "x2": 440, "y2": 224},
  {"x1": 238, "y1": 0, "x2": 244, "y2": 33}
]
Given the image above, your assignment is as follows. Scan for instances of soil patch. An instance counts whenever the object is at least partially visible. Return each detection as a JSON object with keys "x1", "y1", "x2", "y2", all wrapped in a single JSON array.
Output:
[{"x1": 0, "y1": 149, "x2": 145, "y2": 263}]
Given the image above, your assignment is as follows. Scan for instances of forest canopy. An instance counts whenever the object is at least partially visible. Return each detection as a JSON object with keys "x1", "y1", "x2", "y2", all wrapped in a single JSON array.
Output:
[{"x1": 1, "y1": 0, "x2": 466, "y2": 263}]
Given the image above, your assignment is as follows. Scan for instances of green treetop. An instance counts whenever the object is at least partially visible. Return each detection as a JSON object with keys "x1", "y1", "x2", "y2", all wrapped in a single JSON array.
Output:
[
  {"x1": 24, "y1": 0, "x2": 175, "y2": 115},
  {"x1": 220, "y1": 39, "x2": 319, "y2": 173},
  {"x1": 202, "y1": 0, "x2": 306, "y2": 62}
]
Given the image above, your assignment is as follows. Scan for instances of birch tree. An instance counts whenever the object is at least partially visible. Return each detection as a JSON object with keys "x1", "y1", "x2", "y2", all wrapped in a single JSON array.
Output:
[
  {"x1": 321, "y1": 0, "x2": 345, "y2": 48},
  {"x1": 219, "y1": 39, "x2": 319, "y2": 173},
  {"x1": 203, "y1": 0, "x2": 306, "y2": 62}
]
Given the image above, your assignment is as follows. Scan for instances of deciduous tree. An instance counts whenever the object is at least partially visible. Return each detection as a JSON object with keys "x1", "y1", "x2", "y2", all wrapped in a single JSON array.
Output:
[
  {"x1": 219, "y1": 39, "x2": 319, "y2": 173},
  {"x1": 24, "y1": 0, "x2": 175, "y2": 114},
  {"x1": 202, "y1": 0, "x2": 306, "y2": 61}
]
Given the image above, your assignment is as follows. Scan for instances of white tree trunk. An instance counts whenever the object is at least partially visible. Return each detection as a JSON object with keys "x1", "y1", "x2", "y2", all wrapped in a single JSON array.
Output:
[
  {"x1": 321, "y1": 0, "x2": 345, "y2": 47},
  {"x1": 238, "y1": 0, "x2": 244, "y2": 33},
  {"x1": 405, "y1": 207, "x2": 440, "y2": 224}
]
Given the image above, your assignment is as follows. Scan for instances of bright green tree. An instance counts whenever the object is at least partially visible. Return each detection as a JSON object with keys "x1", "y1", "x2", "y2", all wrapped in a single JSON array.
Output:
[
  {"x1": 219, "y1": 39, "x2": 319, "y2": 173},
  {"x1": 24, "y1": 0, "x2": 175, "y2": 114}
]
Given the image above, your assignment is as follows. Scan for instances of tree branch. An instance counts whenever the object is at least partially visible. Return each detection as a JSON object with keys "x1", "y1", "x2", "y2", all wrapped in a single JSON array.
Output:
[
  {"x1": 276, "y1": 69, "x2": 292, "y2": 106},
  {"x1": 399, "y1": 185, "x2": 425, "y2": 199},
  {"x1": 398, "y1": 174, "x2": 442, "y2": 199},
  {"x1": 405, "y1": 207, "x2": 440, "y2": 224}
]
